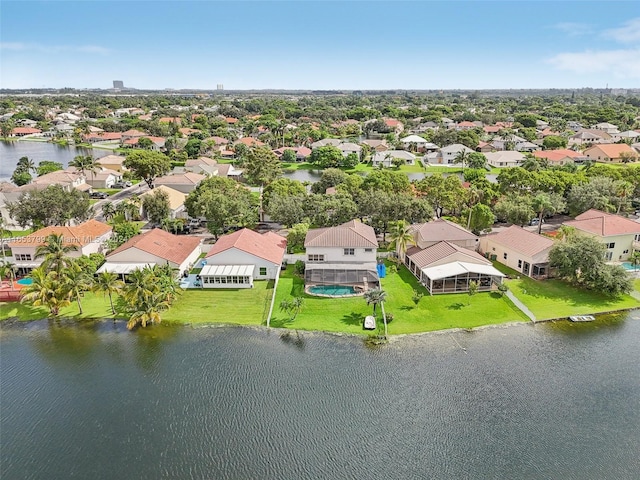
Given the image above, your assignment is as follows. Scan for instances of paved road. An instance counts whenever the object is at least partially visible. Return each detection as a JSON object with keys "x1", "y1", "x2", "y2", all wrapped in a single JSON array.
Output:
[{"x1": 93, "y1": 182, "x2": 150, "y2": 221}]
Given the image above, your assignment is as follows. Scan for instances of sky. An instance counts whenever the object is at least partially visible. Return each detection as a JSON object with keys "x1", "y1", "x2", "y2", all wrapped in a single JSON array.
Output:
[{"x1": 1, "y1": 1, "x2": 639, "y2": 90}]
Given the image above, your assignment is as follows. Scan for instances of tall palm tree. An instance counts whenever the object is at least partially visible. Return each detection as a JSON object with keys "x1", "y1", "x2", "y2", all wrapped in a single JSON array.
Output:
[
  {"x1": 1, "y1": 119, "x2": 15, "y2": 139},
  {"x1": 101, "y1": 202, "x2": 116, "y2": 222},
  {"x1": 454, "y1": 150, "x2": 471, "y2": 171},
  {"x1": 35, "y1": 233, "x2": 78, "y2": 274},
  {"x1": 123, "y1": 266, "x2": 176, "y2": 330},
  {"x1": 61, "y1": 261, "x2": 93, "y2": 314},
  {"x1": 69, "y1": 155, "x2": 100, "y2": 182},
  {"x1": 20, "y1": 267, "x2": 70, "y2": 317},
  {"x1": 0, "y1": 217, "x2": 12, "y2": 258},
  {"x1": 466, "y1": 185, "x2": 483, "y2": 230},
  {"x1": 614, "y1": 181, "x2": 633, "y2": 214},
  {"x1": 364, "y1": 288, "x2": 389, "y2": 337},
  {"x1": 93, "y1": 271, "x2": 124, "y2": 315},
  {"x1": 389, "y1": 220, "x2": 415, "y2": 262},
  {"x1": 0, "y1": 260, "x2": 17, "y2": 289}
]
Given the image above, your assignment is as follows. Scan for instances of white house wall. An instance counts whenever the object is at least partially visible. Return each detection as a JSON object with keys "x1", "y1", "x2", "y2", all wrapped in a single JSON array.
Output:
[
  {"x1": 206, "y1": 248, "x2": 280, "y2": 279},
  {"x1": 306, "y1": 246, "x2": 377, "y2": 264}
]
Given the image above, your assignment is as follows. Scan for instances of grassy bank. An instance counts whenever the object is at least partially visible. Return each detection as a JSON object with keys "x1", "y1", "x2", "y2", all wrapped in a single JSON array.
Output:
[{"x1": 494, "y1": 263, "x2": 640, "y2": 320}]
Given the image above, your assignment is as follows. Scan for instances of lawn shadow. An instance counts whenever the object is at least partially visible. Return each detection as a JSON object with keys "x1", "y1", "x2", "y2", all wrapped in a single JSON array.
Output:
[
  {"x1": 269, "y1": 314, "x2": 294, "y2": 329},
  {"x1": 400, "y1": 305, "x2": 415, "y2": 311},
  {"x1": 447, "y1": 302, "x2": 465, "y2": 310},
  {"x1": 341, "y1": 312, "x2": 364, "y2": 327}
]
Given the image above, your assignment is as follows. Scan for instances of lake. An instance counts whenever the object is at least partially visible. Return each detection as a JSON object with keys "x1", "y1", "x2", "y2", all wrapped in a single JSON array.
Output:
[{"x1": 1, "y1": 315, "x2": 639, "y2": 479}]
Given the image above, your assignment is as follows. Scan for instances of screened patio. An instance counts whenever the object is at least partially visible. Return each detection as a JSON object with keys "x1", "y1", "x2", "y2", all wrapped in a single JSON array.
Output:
[
  {"x1": 420, "y1": 261, "x2": 505, "y2": 295},
  {"x1": 304, "y1": 262, "x2": 379, "y2": 287}
]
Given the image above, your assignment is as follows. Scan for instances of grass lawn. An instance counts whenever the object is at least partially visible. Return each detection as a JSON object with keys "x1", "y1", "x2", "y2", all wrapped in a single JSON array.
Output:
[
  {"x1": 271, "y1": 265, "x2": 528, "y2": 335},
  {"x1": 494, "y1": 262, "x2": 640, "y2": 320},
  {"x1": 93, "y1": 188, "x2": 120, "y2": 196},
  {"x1": 1, "y1": 281, "x2": 274, "y2": 326}
]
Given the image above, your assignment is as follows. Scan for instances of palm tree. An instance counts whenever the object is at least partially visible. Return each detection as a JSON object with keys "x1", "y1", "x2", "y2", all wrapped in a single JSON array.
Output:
[
  {"x1": 454, "y1": 149, "x2": 471, "y2": 171},
  {"x1": 364, "y1": 287, "x2": 388, "y2": 337},
  {"x1": 69, "y1": 155, "x2": 100, "y2": 182},
  {"x1": 35, "y1": 233, "x2": 78, "y2": 274},
  {"x1": 0, "y1": 260, "x2": 17, "y2": 289},
  {"x1": 1, "y1": 119, "x2": 15, "y2": 139},
  {"x1": 93, "y1": 271, "x2": 124, "y2": 315},
  {"x1": 20, "y1": 267, "x2": 70, "y2": 316},
  {"x1": 0, "y1": 217, "x2": 12, "y2": 258},
  {"x1": 614, "y1": 181, "x2": 633, "y2": 214},
  {"x1": 389, "y1": 220, "x2": 415, "y2": 262},
  {"x1": 629, "y1": 251, "x2": 640, "y2": 271},
  {"x1": 101, "y1": 202, "x2": 116, "y2": 222},
  {"x1": 61, "y1": 261, "x2": 93, "y2": 314},
  {"x1": 465, "y1": 185, "x2": 483, "y2": 230},
  {"x1": 123, "y1": 265, "x2": 178, "y2": 330}
]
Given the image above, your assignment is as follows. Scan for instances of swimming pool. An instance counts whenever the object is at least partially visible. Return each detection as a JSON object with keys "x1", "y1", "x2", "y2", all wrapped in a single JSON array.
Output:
[
  {"x1": 17, "y1": 278, "x2": 33, "y2": 286},
  {"x1": 621, "y1": 262, "x2": 639, "y2": 271},
  {"x1": 307, "y1": 285, "x2": 358, "y2": 296}
]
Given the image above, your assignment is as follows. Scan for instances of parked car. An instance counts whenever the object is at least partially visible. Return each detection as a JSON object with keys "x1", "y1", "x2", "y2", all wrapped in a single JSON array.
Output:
[
  {"x1": 90, "y1": 191, "x2": 108, "y2": 199},
  {"x1": 113, "y1": 181, "x2": 132, "y2": 188},
  {"x1": 529, "y1": 218, "x2": 545, "y2": 226},
  {"x1": 188, "y1": 218, "x2": 202, "y2": 228}
]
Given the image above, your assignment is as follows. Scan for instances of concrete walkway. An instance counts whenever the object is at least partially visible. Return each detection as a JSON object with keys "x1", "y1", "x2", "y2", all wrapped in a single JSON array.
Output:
[
  {"x1": 506, "y1": 290, "x2": 537, "y2": 322},
  {"x1": 630, "y1": 290, "x2": 640, "y2": 301}
]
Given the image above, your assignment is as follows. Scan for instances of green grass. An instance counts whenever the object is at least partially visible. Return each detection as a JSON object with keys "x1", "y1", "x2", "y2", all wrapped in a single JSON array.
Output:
[
  {"x1": 1, "y1": 281, "x2": 274, "y2": 326},
  {"x1": 5, "y1": 229, "x2": 33, "y2": 238},
  {"x1": 271, "y1": 265, "x2": 528, "y2": 335},
  {"x1": 93, "y1": 188, "x2": 120, "y2": 196},
  {"x1": 494, "y1": 262, "x2": 640, "y2": 320}
]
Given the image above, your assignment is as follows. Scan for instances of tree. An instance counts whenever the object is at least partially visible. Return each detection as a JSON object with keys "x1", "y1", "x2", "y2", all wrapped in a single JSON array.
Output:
[
  {"x1": 542, "y1": 135, "x2": 568, "y2": 150},
  {"x1": 281, "y1": 149, "x2": 297, "y2": 163},
  {"x1": 141, "y1": 188, "x2": 171, "y2": 225},
  {"x1": 286, "y1": 223, "x2": 309, "y2": 253},
  {"x1": 310, "y1": 168, "x2": 349, "y2": 194},
  {"x1": 309, "y1": 145, "x2": 343, "y2": 168},
  {"x1": 20, "y1": 267, "x2": 70, "y2": 317},
  {"x1": 364, "y1": 288, "x2": 388, "y2": 337},
  {"x1": 388, "y1": 220, "x2": 415, "y2": 261},
  {"x1": 11, "y1": 171, "x2": 32, "y2": 186},
  {"x1": 267, "y1": 194, "x2": 307, "y2": 227},
  {"x1": 531, "y1": 192, "x2": 566, "y2": 234},
  {"x1": 566, "y1": 177, "x2": 623, "y2": 216},
  {"x1": 101, "y1": 202, "x2": 116, "y2": 221},
  {"x1": 466, "y1": 152, "x2": 488, "y2": 170},
  {"x1": 466, "y1": 203, "x2": 495, "y2": 234},
  {"x1": 123, "y1": 265, "x2": 180, "y2": 330},
  {"x1": 8, "y1": 185, "x2": 92, "y2": 229},
  {"x1": 242, "y1": 146, "x2": 282, "y2": 186},
  {"x1": 1, "y1": 119, "x2": 15, "y2": 138},
  {"x1": 11, "y1": 156, "x2": 36, "y2": 185},
  {"x1": 279, "y1": 297, "x2": 304, "y2": 321},
  {"x1": 629, "y1": 251, "x2": 640, "y2": 271},
  {"x1": 262, "y1": 177, "x2": 306, "y2": 208},
  {"x1": 35, "y1": 233, "x2": 78, "y2": 274},
  {"x1": 106, "y1": 221, "x2": 141, "y2": 249},
  {"x1": 467, "y1": 280, "x2": 478, "y2": 305},
  {"x1": 69, "y1": 155, "x2": 99, "y2": 180},
  {"x1": 0, "y1": 260, "x2": 17, "y2": 290},
  {"x1": 61, "y1": 261, "x2": 93, "y2": 314},
  {"x1": 454, "y1": 149, "x2": 471, "y2": 170},
  {"x1": 123, "y1": 150, "x2": 172, "y2": 189},
  {"x1": 493, "y1": 194, "x2": 535, "y2": 226},
  {"x1": 361, "y1": 169, "x2": 411, "y2": 194},
  {"x1": 36, "y1": 161, "x2": 64, "y2": 176},
  {"x1": 184, "y1": 138, "x2": 202, "y2": 157}
]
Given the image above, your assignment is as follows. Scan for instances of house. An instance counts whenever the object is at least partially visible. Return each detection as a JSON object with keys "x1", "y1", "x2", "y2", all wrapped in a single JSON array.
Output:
[
  {"x1": 273, "y1": 146, "x2": 312, "y2": 162},
  {"x1": 121, "y1": 129, "x2": 148, "y2": 142},
  {"x1": 67, "y1": 167, "x2": 122, "y2": 189},
  {"x1": 96, "y1": 154, "x2": 128, "y2": 172},
  {"x1": 235, "y1": 137, "x2": 264, "y2": 148},
  {"x1": 479, "y1": 225, "x2": 554, "y2": 279},
  {"x1": 200, "y1": 229, "x2": 287, "y2": 288},
  {"x1": 456, "y1": 121, "x2": 477, "y2": 131},
  {"x1": 383, "y1": 118, "x2": 404, "y2": 134},
  {"x1": 97, "y1": 228, "x2": 201, "y2": 277},
  {"x1": 404, "y1": 241, "x2": 504, "y2": 295},
  {"x1": 8, "y1": 220, "x2": 112, "y2": 274},
  {"x1": 311, "y1": 138, "x2": 342, "y2": 149},
  {"x1": 139, "y1": 185, "x2": 187, "y2": 220},
  {"x1": 361, "y1": 139, "x2": 389, "y2": 152},
  {"x1": 491, "y1": 135, "x2": 540, "y2": 152},
  {"x1": 402, "y1": 219, "x2": 479, "y2": 258},
  {"x1": 484, "y1": 151, "x2": 525, "y2": 168},
  {"x1": 532, "y1": 149, "x2": 585, "y2": 166},
  {"x1": 83, "y1": 132, "x2": 123, "y2": 143},
  {"x1": 11, "y1": 127, "x2": 42, "y2": 137},
  {"x1": 153, "y1": 172, "x2": 205, "y2": 193},
  {"x1": 439, "y1": 144, "x2": 474, "y2": 164},
  {"x1": 591, "y1": 122, "x2": 619, "y2": 134},
  {"x1": 371, "y1": 150, "x2": 416, "y2": 167},
  {"x1": 563, "y1": 209, "x2": 640, "y2": 261},
  {"x1": 123, "y1": 136, "x2": 166, "y2": 151},
  {"x1": 584, "y1": 144, "x2": 638, "y2": 163},
  {"x1": 304, "y1": 220, "x2": 379, "y2": 289},
  {"x1": 337, "y1": 142, "x2": 362, "y2": 158},
  {"x1": 181, "y1": 157, "x2": 218, "y2": 177},
  {"x1": 28, "y1": 170, "x2": 89, "y2": 192},
  {"x1": 569, "y1": 129, "x2": 612, "y2": 146},
  {"x1": 612, "y1": 130, "x2": 640, "y2": 142},
  {"x1": 400, "y1": 135, "x2": 430, "y2": 152}
]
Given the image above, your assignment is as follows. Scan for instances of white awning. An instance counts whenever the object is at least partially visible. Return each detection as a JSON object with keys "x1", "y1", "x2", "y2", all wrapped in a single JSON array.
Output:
[
  {"x1": 421, "y1": 261, "x2": 505, "y2": 281},
  {"x1": 96, "y1": 262, "x2": 153, "y2": 275},
  {"x1": 200, "y1": 264, "x2": 255, "y2": 276}
]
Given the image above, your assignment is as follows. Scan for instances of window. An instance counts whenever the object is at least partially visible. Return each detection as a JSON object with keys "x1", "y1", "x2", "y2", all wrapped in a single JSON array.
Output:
[
  {"x1": 623, "y1": 249, "x2": 629, "y2": 254},
  {"x1": 307, "y1": 254, "x2": 324, "y2": 262},
  {"x1": 518, "y1": 260, "x2": 522, "y2": 268},
  {"x1": 503, "y1": 253, "x2": 508, "y2": 260},
  {"x1": 635, "y1": 235, "x2": 640, "y2": 242},
  {"x1": 16, "y1": 254, "x2": 32, "y2": 261},
  {"x1": 364, "y1": 248, "x2": 373, "y2": 252},
  {"x1": 344, "y1": 248, "x2": 355, "y2": 256},
  {"x1": 259, "y1": 267, "x2": 267, "y2": 276},
  {"x1": 606, "y1": 242, "x2": 615, "y2": 249}
]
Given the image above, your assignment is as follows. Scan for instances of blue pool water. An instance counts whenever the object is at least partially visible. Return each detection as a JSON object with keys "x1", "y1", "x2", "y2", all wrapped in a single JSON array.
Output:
[
  {"x1": 17, "y1": 278, "x2": 32, "y2": 285},
  {"x1": 621, "y1": 262, "x2": 638, "y2": 271},
  {"x1": 308, "y1": 285, "x2": 357, "y2": 296}
]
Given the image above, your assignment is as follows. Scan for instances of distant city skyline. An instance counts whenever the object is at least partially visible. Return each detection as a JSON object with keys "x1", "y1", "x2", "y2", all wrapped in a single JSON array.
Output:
[{"x1": 1, "y1": 1, "x2": 639, "y2": 90}]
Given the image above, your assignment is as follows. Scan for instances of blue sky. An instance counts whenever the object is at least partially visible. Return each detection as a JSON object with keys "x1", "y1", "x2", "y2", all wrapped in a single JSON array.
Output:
[{"x1": 1, "y1": 1, "x2": 639, "y2": 90}]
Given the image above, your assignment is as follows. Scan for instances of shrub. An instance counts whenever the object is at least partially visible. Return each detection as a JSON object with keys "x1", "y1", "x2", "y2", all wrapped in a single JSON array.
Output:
[{"x1": 294, "y1": 260, "x2": 305, "y2": 276}]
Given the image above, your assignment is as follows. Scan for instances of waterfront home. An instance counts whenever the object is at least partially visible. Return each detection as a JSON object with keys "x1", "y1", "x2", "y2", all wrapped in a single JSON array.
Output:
[
  {"x1": 360, "y1": 139, "x2": 389, "y2": 152},
  {"x1": 139, "y1": 185, "x2": 187, "y2": 220},
  {"x1": 153, "y1": 172, "x2": 205, "y2": 193},
  {"x1": 96, "y1": 155, "x2": 128, "y2": 173},
  {"x1": 479, "y1": 225, "x2": 554, "y2": 279},
  {"x1": 123, "y1": 136, "x2": 166, "y2": 151},
  {"x1": 97, "y1": 228, "x2": 201, "y2": 277},
  {"x1": 484, "y1": 151, "x2": 525, "y2": 168},
  {"x1": 8, "y1": 220, "x2": 112, "y2": 275},
  {"x1": 273, "y1": 146, "x2": 312, "y2": 162},
  {"x1": 304, "y1": 220, "x2": 379, "y2": 289},
  {"x1": 26, "y1": 170, "x2": 90, "y2": 193},
  {"x1": 400, "y1": 135, "x2": 431, "y2": 152},
  {"x1": 438, "y1": 144, "x2": 475, "y2": 164},
  {"x1": 401, "y1": 219, "x2": 479, "y2": 260},
  {"x1": 66, "y1": 167, "x2": 122, "y2": 189},
  {"x1": 583, "y1": 144, "x2": 638, "y2": 163},
  {"x1": 371, "y1": 150, "x2": 416, "y2": 168},
  {"x1": 568, "y1": 129, "x2": 612, "y2": 146},
  {"x1": 404, "y1": 241, "x2": 504, "y2": 295},
  {"x1": 10, "y1": 127, "x2": 42, "y2": 137},
  {"x1": 563, "y1": 209, "x2": 640, "y2": 262},
  {"x1": 121, "y1": 129, "x2": 148, "y2": 142},
  {"x1": 200, "y1": 229, "x2": 286, "y2": 288},
  {"x1": 532, "y1": 149, "x2": 585, "y2": 166}
]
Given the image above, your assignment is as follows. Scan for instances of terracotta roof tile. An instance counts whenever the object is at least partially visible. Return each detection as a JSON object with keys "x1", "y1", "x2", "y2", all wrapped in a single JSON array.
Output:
[
  {"x1": 407, "y1": 241, "x2": 487, "y2": 269},
  {"x1": 410, "y1": 219, "x2": 478, "y2": 244},
  {"x1": 483, "y1": 225, "x2": 553, "y2": 258},
  {"x1": 564, "y1": 209, "x2": 640, "y2": 236},
  {"x1": 8, "y1": 219, "x2": 111, "y2": 248},
  {"x1": 206, "y1": 228, "x2": 286, "y2": 264},
  {"x1": 305, "y1": 220, "x2": 378, "y2": 248},
  {"x1": 108, "y1": 228, "x2": 200, "y2": 265}
]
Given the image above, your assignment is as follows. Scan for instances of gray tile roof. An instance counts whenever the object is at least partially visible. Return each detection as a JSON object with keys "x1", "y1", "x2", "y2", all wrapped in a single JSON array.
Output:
[{"x1": 305, "y1": 220, "x2": 378, "y2": 248}]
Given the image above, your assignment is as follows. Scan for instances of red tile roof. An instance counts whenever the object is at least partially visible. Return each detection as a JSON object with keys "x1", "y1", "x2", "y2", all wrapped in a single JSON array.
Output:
[
  {"x1": 563, "y1": 209, "x2": 640, "y2": 237},
  {"x1": 533, "y1": 149, "x2": 582, "y2": 163},
  {"x1": 406, "y1": 241, "x2": 488, "y2": 269},
  {"x1": 235, "y1": 137, "x2": 265, "y2": 147},
  {"x1": 8, "y1": 219, "x2": 111, "y2": 248},
  {"x1": 305, "y1": 220, "x2": 378, "y2": 248},
  {"x1": 159, "y1": 117, "x2": 181, "y2": 124},
  {"x1": 584, "y1": 144, "x2": 637, "y2": 158},
  {"x1": 108, "y1": 228, "x2": 200, "y2": 265},
  {"x1": 12, "y1": 127, "x2": 41, "y2": 134},
  {"x1": 410, "y1": 219, "x2": 478, "y2": 244},
  {"x1": 206, "y1": 228, "x2": 286, "y2": 264},
  {"x1": 225, "y1": 117, "x2": 238, "y2": 124},
  {"x1": 483, "y1": 225, "x2": 554, "y2": 257}
]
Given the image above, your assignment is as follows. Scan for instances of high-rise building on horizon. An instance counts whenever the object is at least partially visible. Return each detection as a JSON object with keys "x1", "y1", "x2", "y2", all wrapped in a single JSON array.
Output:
[
  {"x1": 217, "y1": 84, "x2": 224, "y2": 91},
  {"x1": 113, "y1": 80, "x2": 124, "y2": 89}
]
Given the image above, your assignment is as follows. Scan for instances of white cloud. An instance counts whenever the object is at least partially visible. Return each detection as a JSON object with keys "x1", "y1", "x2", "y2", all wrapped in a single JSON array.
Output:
[
  {"x1": 0, "y1": 42, "x2": 111, "y2": 55},
  {"x1": 552, "y1": 22, "x2": 592, "y2": 37},
  {"x1": 603, "y1": 17, "x2": 640, "y2": 44},
  {"x1": 547, "y1": 48, "x2": 640, "y2": 79}
]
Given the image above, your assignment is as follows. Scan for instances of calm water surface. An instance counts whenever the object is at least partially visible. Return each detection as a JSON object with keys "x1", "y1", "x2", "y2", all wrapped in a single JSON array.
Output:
[{"x1": 1, "y1": 315, "x2": 639, "y2": 479}]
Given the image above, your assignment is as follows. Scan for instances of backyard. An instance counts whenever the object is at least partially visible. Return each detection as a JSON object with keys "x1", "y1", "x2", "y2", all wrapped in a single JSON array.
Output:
[{"x1": 271, "y1": 264, "x2": 528, "y2": 335}]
